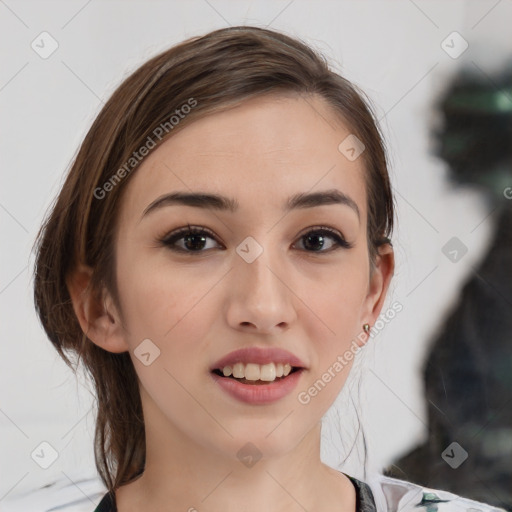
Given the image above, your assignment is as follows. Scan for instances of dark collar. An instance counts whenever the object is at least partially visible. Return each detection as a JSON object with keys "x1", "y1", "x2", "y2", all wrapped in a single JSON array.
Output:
[
  {"x1": 343, "y1": 472, "x2": 378, "y2": 512},
  {"x1": 95, "y1": 473, "x2": 377, "y2": 512}
]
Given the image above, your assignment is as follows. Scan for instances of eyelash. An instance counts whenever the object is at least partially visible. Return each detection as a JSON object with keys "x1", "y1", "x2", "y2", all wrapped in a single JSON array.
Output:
[{"x1": 158, "y1": 224, "x2": 354, "y2": 255}]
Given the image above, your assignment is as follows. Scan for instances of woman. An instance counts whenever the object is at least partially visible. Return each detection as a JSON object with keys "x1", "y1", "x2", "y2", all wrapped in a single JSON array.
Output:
[{"x1": 32, "y1": 25, "x2": 504, "y2": 512}]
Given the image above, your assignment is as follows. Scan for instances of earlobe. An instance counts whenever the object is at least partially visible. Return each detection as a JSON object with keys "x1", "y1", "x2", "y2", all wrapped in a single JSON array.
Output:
[{"x1": 65, "y1": 263, "x2": 129, "y2": 354}]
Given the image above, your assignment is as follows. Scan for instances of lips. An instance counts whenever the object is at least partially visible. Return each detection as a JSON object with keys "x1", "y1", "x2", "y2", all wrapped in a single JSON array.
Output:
[
  {"x1": 209, "y1": 346, "x2": 307, "y2": 372},
  {"x1": 210, "y1": 367, "x2": 305, "y2": 404}
]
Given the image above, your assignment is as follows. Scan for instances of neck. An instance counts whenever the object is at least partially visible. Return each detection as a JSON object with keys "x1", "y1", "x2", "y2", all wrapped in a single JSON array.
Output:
[{"x1": 115, "y1": 388, "x2": 356, "y2": 512}]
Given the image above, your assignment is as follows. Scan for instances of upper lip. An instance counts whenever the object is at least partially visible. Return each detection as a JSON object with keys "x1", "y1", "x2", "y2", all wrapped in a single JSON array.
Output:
[{"x1": 210, "y1": 347, "x2": 307, "y2": 371}]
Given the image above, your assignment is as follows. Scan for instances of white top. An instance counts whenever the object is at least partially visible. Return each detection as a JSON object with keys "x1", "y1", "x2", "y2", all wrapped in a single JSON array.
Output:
[{"x1": 366, "y1": 473, "x2": 507, "y2": 512}]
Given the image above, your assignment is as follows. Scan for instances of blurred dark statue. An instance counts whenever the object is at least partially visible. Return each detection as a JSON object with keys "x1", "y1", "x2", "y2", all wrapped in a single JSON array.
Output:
[{"x1": 384, "y1": 62, "x2": 512, "y2": 511}]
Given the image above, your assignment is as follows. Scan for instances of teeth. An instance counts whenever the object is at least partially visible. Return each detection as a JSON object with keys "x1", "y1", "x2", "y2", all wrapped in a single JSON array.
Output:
[{"x1": 220, "y1": 362, "x2": 295, "y2": 382}]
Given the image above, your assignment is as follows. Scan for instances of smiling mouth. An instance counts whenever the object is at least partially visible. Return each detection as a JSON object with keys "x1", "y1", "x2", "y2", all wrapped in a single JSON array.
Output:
[{"x1": 211, "y1": 367, "x2": 302, "y2": 385}]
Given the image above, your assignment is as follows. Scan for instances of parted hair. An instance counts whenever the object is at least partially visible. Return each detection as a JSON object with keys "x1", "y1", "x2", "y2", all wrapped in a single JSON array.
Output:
[{"x1": 32, "y1": 25, "x2": 394, "y2": 493}]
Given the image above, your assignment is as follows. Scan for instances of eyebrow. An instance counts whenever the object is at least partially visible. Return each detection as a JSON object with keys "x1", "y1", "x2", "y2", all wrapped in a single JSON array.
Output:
[{"x1": 141, "y1": 188, "x2": 360, "y2": 221}]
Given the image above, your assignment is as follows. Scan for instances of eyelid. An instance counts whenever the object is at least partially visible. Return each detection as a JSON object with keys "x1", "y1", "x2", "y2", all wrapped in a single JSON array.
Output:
[{"x1": 162, "y1": 224, "x2": 218, "y2": 241}]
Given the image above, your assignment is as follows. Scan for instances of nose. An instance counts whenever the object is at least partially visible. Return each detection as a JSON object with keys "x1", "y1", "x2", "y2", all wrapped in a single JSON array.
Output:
[{"x1": 225, "y1": 244, "x2": 297, "y2": 335}]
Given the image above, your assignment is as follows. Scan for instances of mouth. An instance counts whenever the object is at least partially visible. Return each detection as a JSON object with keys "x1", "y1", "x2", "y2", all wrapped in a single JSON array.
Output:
[
  {"x1": 211, "y1": 366, "x2": 304, "y2": 386},
  {"x1": 210, "y1": 363, "x2": 305, "y2": 404},
  {"x1": 209, "y1": 347, "x2": 307, "y2": 403}
]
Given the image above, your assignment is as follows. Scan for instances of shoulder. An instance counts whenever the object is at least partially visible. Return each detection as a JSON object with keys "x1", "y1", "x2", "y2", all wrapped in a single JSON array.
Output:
[
  {"x1": 0, "y1": 475, "x2": 109, "y2": 512},
  {"x1": 364, "y1": 473, "x2": 507, "y2": 512}
]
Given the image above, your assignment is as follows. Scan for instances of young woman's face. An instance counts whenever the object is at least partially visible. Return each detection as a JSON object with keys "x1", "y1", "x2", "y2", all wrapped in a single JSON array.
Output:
[{"x1": 108, "y1": 93, "x2": 392, "y2": 461}]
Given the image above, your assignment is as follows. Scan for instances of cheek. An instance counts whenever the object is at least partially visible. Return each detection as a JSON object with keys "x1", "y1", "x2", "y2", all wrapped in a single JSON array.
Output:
[
  {"x1": 116, "y1": 253, "x2": 219, "y2": 352},
  {"x1": 300, "y1": 255, "x2": 368, "y2": 335},
  {"x1": 296, "y1": 253, "x2": 368, "y2": 396}
]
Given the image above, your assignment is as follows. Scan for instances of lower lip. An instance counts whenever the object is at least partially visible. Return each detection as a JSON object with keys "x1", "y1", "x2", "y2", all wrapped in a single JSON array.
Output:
[{"x1": 210, "y1": 369, "x2": 305, "y2": 405}]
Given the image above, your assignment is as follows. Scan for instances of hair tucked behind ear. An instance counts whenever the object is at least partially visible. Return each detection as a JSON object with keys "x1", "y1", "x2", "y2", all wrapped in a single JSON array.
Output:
[{"x1": 32, "y1": 25, "x2": 394, "y2": 492}]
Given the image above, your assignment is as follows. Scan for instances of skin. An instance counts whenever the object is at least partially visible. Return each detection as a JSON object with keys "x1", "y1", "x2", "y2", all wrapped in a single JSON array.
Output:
[{"x1": 68, "y1": 92, "x2": 394, "y2": 512}]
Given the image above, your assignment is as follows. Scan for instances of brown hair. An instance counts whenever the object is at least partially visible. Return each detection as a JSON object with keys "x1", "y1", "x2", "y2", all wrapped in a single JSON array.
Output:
[{"x1": 32, "y1": 25, "x2": 394, "y2": 493}]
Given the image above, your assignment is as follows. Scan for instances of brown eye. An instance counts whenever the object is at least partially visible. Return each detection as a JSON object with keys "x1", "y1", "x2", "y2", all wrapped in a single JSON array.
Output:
[
  {"x1": 161, "y1": 225, "x2": 222, "y2": 253},
  {"x1": 294, "y1": 227, "x2": 353, "y2": 253}
]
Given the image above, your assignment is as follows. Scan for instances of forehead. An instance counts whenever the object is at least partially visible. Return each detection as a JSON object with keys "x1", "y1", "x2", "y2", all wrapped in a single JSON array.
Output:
[{"x1": 118, "y1": 93, "x2": 367, "y2": 224}]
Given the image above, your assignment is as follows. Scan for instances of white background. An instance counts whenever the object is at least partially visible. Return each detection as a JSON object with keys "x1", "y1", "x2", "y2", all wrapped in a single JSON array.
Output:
[{"x1": 1, "y1": 0, "x2": 511, "y2": 505}]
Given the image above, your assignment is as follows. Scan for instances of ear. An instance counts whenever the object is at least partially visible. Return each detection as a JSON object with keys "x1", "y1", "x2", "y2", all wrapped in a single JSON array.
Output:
[
  {"x1": 66, "y1": 263, "x2": 129, "y2": 353},
  {"x1": 358, "y1": 243, "x2": 395, "y2": 346}
]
